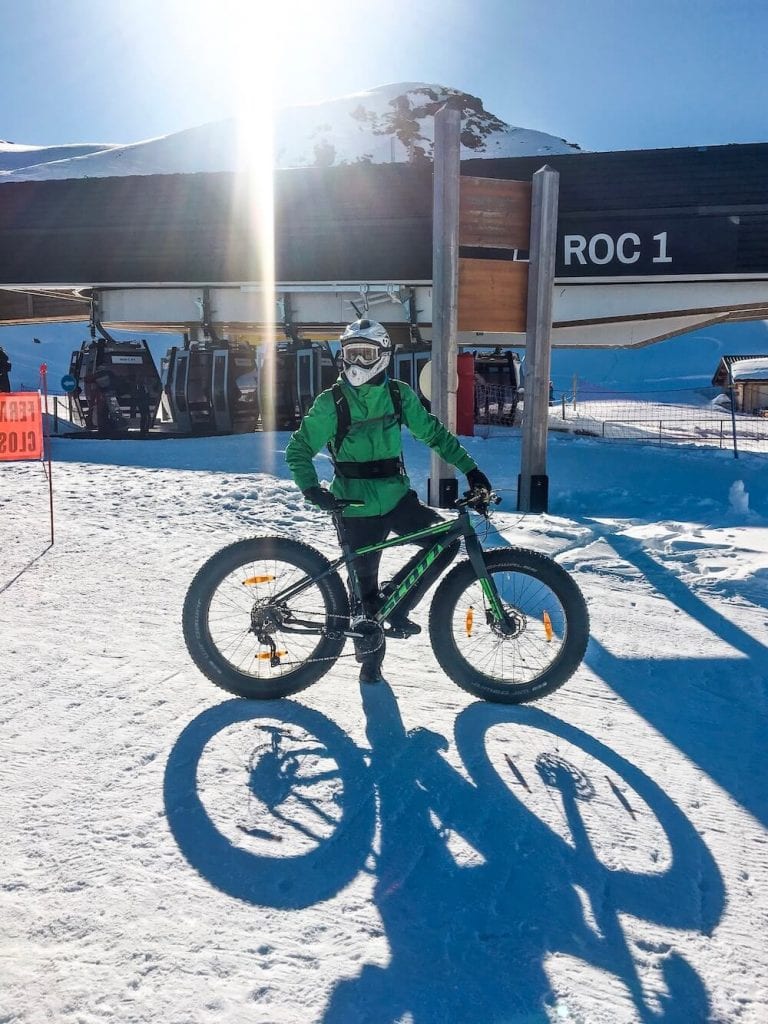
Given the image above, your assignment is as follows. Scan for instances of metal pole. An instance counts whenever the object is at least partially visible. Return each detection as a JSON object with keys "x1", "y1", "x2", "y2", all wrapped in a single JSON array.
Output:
[
  {"x1": 40, "y1": 363, "x2": 54, "y2": 545},
  {"x1": 518, "y1": 166, "x2": 559, "y2": 513},
  {"x1": 428, "y1": 103, "x2": 461, "y2": 508},
  {"x1": 727, "y1": 363, "x2": 739, "y2": 459}
]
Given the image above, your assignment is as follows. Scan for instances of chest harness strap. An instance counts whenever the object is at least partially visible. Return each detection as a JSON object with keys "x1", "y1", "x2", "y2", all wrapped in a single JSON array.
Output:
[{"x1": 328, "y1": 380, "x2": 406, "y2": 480}]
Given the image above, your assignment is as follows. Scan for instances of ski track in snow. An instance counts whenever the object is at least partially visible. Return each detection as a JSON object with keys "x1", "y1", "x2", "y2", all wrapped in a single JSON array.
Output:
[{"x1": 1, "y1": 430, "x2": 767, "y2": 1024}]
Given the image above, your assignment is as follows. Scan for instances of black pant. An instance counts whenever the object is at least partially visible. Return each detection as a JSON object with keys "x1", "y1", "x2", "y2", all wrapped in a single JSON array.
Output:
[{"x1": 340, "y1": 490, "x2": 459, "y2": 617}]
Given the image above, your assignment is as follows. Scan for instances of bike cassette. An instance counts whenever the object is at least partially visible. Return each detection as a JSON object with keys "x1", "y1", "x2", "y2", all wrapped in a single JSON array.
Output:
[{"x1": 251, "y1": 603, "x2": 288, "y2": 636}]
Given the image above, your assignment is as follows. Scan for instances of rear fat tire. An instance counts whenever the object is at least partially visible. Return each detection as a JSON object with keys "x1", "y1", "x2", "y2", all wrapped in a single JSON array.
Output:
[
  {"x1": 429, "y1": 548, "x2": 589, "y2": 704},
  {"x1": 183, "y1": 536, "x2": 350, "y2": 699}
]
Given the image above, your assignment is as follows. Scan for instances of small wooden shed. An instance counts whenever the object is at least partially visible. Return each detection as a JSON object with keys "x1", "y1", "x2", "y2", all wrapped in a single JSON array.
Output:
[{"x1": 712, "y1": 355, "x2": 768, "y2": 414}]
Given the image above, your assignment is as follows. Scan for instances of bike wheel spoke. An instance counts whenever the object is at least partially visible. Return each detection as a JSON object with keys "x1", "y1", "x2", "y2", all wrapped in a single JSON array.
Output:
[
  {"x1": 206, "y1": 558, "x2": 329, "y2": 679},
  {"x1": 452, "y1": 570, "x2": 568, "y2": 689}
]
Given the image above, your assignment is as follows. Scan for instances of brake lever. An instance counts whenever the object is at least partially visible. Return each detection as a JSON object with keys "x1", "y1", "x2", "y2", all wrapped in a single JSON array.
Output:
[{"x1": 456, "y1": 489, "x2": 502, "y2": 512}]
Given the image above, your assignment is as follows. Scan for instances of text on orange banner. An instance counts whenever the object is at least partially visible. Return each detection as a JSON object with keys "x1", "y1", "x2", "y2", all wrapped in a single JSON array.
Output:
[{"x1": 0, "y1": 392, "x2": 43, "y2": 461}]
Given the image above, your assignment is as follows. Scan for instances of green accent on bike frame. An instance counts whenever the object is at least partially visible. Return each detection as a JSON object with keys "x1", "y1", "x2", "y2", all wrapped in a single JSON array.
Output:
[
  {"x1": 377, "y1": 542, "x2": 445, "y2": 620},
  {"x1": 480, "y1": 576, "x2": 506, "y2": 621},
  {"x1": 355, "y1": 518, "x2": 459, "y2": 555}
]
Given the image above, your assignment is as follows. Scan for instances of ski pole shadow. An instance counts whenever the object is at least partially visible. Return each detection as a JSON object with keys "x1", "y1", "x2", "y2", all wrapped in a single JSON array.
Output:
[
  {"x1": 0, "y1": 544, "x2": 53, "y2": 595},
  {"x1": 323, "y1": 687, "x2": 724, "y2": 1024},
  {"x1": 163, "y1": 697, "x2": 376, "y2": 909}
]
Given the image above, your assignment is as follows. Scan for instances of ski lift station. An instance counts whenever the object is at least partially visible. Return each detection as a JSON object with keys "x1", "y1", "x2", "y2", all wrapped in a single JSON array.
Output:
[
  {"x1": 3, "y1": 141, "x2": 768, "y2": 341},
  {"x1": 2, "y1": 131, "x2": 768, "y2": 498}
]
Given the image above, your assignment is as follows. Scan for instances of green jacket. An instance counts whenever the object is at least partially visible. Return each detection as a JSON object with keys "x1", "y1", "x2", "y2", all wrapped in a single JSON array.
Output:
[{"x1": 285, "y1": 376, "x2": 477, "y2": 517}]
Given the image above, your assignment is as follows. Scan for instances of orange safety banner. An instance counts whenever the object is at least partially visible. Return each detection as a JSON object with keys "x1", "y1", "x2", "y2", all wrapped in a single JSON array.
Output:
[{"x1": 0, "y1": 392, "x2": 43, "y2": 461}]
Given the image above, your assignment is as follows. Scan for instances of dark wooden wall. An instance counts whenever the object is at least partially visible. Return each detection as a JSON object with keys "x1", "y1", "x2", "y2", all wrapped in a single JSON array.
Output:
[{"x1": 1, "y1": 143, "x2": 767, "y2": 287}]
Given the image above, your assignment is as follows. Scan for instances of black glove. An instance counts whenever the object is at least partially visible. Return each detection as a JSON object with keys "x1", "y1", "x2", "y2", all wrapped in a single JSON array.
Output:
[
  {"x1": 466, "y1": 467, "x2": 492, "y2": 494},
  {"x1": 303, "y1": 486, "x2": 342, "y2": 512}
]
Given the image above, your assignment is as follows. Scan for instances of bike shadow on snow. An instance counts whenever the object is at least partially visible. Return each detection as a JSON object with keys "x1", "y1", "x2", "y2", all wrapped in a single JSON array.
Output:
[
  {"x1": 164, "y1": 688, "x2": 723, "y2": 1024},
  {"x1": 164, "y1": 699, "x2": 376, "y2": 909},
  {"x1": 323, "y1": 685, "x2": 723, "y2": 1024}
]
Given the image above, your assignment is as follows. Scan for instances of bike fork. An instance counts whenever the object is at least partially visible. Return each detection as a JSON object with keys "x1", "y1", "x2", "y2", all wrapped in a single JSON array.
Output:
[{"x1": 463, "y1": 532, "x2": 514, "y2": 632}]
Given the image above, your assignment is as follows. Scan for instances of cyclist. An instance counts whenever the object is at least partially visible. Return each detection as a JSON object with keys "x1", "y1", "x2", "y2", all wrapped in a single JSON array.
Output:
[{"x1": 285, "y1": 318, "x2": 492, "y2": 684}]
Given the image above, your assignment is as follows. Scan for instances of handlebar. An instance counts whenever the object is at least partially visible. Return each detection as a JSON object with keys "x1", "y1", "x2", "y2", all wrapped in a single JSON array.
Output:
[{"x1": 455, "y1": 488, "x2": 502, "y2": 514}]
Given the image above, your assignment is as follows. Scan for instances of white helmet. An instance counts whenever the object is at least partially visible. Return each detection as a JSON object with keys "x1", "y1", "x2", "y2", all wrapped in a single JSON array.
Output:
[{"x1": 339, "y1": 319, "x2": 392, "y2": 387}]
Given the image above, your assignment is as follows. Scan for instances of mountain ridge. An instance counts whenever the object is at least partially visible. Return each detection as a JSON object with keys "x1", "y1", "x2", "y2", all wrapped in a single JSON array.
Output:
[{"x1": 0, "y1": 82, "x2": 580, "y2": 182}]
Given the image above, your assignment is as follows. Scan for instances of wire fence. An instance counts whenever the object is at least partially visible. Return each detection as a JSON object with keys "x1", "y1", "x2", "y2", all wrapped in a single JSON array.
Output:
[
  {"x1": 474, "y1": 382, "x2": 768, "y2": 455},
  {"x1": 474, "y1": 383, "x2": 520, "y2": 427}
]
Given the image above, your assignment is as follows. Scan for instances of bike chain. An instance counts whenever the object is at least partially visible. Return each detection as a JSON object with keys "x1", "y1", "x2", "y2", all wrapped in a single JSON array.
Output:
[{"x1": 262, "y1": 606, "x2": 384, "y2": 666}]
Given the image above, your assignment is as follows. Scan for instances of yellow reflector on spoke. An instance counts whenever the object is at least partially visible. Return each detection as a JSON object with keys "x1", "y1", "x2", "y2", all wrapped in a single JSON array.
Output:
[
  {"x1": 543, "y1": 611, "x2": 553, "y2": 642},
  {"x1": 465, "y1": 606, "x2": 474, "y2": 637},
  {"x1": 255, "y1": 650, "x2": 288, "y2": 660},
  {"x1": 242, "y1": 575, "x2": 276, "y2": 585}
]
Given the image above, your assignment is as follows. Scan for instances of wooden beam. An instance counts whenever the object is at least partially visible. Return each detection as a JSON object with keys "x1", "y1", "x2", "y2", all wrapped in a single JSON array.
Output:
[
  {"x1": 459, "y1": 176, "x2": 531, "y2": 249},
  {"x1": 457, "y1": 257, "x2": 528, "y2": 333}
]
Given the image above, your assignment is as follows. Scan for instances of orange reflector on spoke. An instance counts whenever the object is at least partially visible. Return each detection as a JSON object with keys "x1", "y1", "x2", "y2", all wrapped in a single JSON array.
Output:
[
  {"x1": 465, "y1": 606, "x2": 474, "y2": 637},
  {"x1": 543, "y1": 611, "x2": 553, "y2": 642},
  {"x1": 242, "y1": 575, "x2": 276, "y2": 586},
  {"x1": 255, "y1": 650, "x2": 288, "y2": 660}
]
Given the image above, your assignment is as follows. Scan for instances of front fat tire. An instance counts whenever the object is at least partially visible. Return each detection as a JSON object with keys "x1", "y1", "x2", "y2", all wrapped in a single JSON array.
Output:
[
  {"x1": 183, "y1": 536, "x2": 349, "y2": 700},
  {"x1": 429, "y1": 548, "x2": 589, "y2": 704}
]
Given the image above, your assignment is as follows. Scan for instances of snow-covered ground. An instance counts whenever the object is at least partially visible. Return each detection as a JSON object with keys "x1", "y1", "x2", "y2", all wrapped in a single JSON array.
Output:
[
  {"x1": 547, "y1": 399, "x2": 768, "y2": 454},
  {"x1": 2, "y1": 427, "x2": 767, "y2": 1024}
]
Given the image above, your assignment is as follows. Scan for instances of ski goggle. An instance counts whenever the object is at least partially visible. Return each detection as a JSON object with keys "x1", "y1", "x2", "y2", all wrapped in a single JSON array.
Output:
[{"x1": 341, "y1": 340, "x2": 386, "y2": 367}]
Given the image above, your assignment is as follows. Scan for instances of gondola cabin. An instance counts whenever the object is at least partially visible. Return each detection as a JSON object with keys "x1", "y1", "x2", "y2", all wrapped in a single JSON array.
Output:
[{"x1": 68, "y1": 338, "x2": 162, "y2": 435}]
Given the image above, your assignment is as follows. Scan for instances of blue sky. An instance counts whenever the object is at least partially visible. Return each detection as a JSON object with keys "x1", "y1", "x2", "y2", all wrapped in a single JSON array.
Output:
[{"x1": 1, "y1": 0, "x2": 767, "y2": 152}]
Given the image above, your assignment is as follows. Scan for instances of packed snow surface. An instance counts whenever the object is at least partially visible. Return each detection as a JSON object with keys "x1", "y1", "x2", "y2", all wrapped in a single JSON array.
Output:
[
  {"x1": 0, "y1": 82, "x2": 579, "y2": 182},
  {"x1": 2, "y1": 427, "x2": 767, "y2": 1023}
]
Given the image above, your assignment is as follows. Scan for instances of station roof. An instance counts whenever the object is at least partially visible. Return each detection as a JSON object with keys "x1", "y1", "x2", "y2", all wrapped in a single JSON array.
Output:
[
  {"x1": 712, "y1": 354, "x2": 768, "y2": 385},
  {"x1": 0, "y1": 141, "x2": 767, "y2": 293}
]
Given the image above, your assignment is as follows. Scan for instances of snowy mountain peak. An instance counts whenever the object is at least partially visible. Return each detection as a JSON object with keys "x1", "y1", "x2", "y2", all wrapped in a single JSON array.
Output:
[
  {"x1": 0, "y1": 82, "x2": 580, "y2": 183},
  {"x1": 275, "y1": 82, "x2": 581, "y2": 168}
]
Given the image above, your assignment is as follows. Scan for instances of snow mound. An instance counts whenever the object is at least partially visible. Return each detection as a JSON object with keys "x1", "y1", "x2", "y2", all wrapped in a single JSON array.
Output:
[{"x1": 728, "y1": 479, "x2": 750, "y2": 515}]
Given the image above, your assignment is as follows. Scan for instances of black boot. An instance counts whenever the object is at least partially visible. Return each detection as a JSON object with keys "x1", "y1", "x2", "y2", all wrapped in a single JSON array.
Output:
[
  {"x1": 384, "y1": 612, "x2": 421, "y2": 638},
  {"x1": 359, "y1": 653, "x2": 386, "y2": 685},
  {"x1": 351, "y1": 617, "x2": 386, "y2": 683}
]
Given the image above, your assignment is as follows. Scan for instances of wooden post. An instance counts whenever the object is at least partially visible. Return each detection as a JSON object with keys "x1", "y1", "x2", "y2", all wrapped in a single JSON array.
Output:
[
  {"x1": 428, "y1": 103, "x2": 461, "y2": 508},
  {"x1": 518, "y1": 166, "x2": 559, "y2": 513}
]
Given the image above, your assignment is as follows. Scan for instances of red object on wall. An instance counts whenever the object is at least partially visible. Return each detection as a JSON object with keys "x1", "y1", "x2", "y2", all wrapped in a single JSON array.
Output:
[{"x1": 456, "y1": 353, "x2": 475, "y2": 437}]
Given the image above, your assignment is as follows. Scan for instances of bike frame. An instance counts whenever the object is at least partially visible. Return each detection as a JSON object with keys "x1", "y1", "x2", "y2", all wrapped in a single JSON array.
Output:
[{"x1": 268, "y1": 506, "x2": 508, "y2": 633}]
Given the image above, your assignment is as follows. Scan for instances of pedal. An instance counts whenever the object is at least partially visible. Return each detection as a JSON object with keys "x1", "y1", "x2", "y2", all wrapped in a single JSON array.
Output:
[{"x1": 383, "y1": 619, "x2": 422, "y2": 639}]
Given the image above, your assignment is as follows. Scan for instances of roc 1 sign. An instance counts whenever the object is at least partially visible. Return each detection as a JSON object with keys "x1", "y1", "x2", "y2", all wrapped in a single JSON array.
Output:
[
  {"x1": 556, "y1": 215, "x2": 739, "y2": 277},
  {"x1": 0, "y1": 392, "x2": 43, "y2": 460}
]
